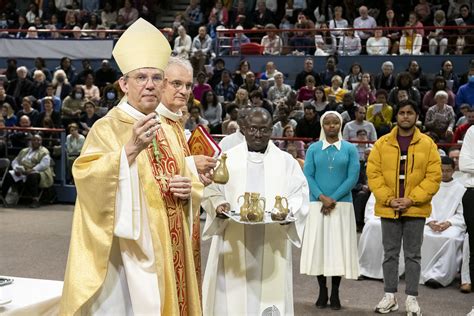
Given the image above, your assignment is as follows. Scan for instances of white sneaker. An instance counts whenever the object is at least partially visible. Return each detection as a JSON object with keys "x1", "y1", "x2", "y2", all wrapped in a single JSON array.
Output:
[
  {"x1": 375, "y1": 293, "x2": 399, "y2": 314},
  {"x1": 405, "y1": 296, "x2": 422, "y2": 316},
  {"x1": 466, "y1": 307, "x2": 474, "y2": 316}
]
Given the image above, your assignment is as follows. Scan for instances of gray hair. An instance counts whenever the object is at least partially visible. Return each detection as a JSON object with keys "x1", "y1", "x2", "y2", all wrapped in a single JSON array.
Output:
[
  {"x1": 165, "y1": 56, "x2": 193, "y2": 77},
  {"x1": 16, "y1": 66, "x2": 28, "y2": 74},
  {"x1": 381, "y1": 61, "x2": 394, "y2": 70},
  {"x1": 435, "y1": 90, "x2": 448, "y2": 99}
]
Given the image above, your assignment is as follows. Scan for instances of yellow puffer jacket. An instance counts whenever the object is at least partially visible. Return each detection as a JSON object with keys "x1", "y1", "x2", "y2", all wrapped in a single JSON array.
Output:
[{"x1": 367, "y1": 126, "x2": 441, "y2": 219}]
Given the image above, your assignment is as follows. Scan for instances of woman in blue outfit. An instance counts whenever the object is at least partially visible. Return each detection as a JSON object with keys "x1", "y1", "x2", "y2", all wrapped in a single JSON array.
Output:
[{"x1": 300, "y1": 111, "x2": 360, "y2": 310}]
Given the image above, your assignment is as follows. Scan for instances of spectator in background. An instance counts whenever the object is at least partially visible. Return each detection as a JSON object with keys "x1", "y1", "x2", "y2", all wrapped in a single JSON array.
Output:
[
  {"x1": 297, "y1": 75, "x2": 317, "y2": 102},
  {"x1": 221, "y1": 104, "x2": 238, "y2": 134},
  {"x1": 191, "y1": 26, "x2": 212, "y2": 75},
  {"x1": 250, "y1": 89, "x2": 273, "y2": 114},
  {"x1": 353, "y1": 73, "x2": 376, "y2": 106},
  {"x1": 12, "y1": 15, "x2": 29, "y2": 39},
  {"x1": 231, "y1": 25, "x2": 250, "y2": 55},
  {"x1": 186, "y1": 105, "x2": 209, "y2": 132},
  {"x1": 438, "y1": 60, "x2": 460, "y2": 94},
  {"x1": 82, "y1": 14, "x2": 100, "y2": 38},
  {"x1": 422, "y1": 76, "x2": 456, "y2": 113},
  {"x1": 202, "y1": 90, "x2": 222, "y2": 134},
  {"x1": 30, "y1": 57, "x2": 52, "y2": 82},
  {"x1": 261, "y1": 23, "x2": 282, "y2": 55},
  {"x1": 340, "y1": 93, "x2": 358, "y2": 124},
  {"x1": 62, "y1": 14, "x2": 80, "y2": 38},
  {"x1": 278, "y1": 125, "x2": 305, "y2": 159},
  {"x1": 314, "y1": 23, "x2": 337, "y2": 56},
  {"x1": 55, "y1": 57, "x2": 77, "y2": 85},
  {"x1": 456, "y1": 66, "x2": 474, "y2": 112},
  {"x1": 185, "y1": 0, "x2": 203, "y2": 36},
  {"x1": 94, "y1": 60, "x2": 117, "y2": 89},
  {"x1": 81, "y1": 73, "x2": 100, "y2": 104},
  {"x1": 76, "y1": 59, "x2": 94, "y2": 85},
  {"x1": 101, "y1": 1, "x2": 118, "y2": 28},
  {"x1": 337, "y1": 27, "x2": 362, "y2": 56},
  {"x1": 399, "y1": 22, "x2": 423, "y2": 55},
  {"x1": 66, "y1": 123, "x2": 85, "y2": 184},
  {"x1": 424, "y1": 91, "x2": 456, "y2": 143},
  {"x1": 40, "y1": 84, "x2": 62, "y2": 113},
  {"x1": 252, "y1": 0, "x2": 275, "y2": 29},
  {"x1": 367, "y1": 89, "x2": 393, "y2": 136},
  {"x1": 215, "y1": 70, "x2": 237, "y2": 102},
  {"x1": 408, "y1": 11, "x2": 425, "y2": 37},
  {"x1": 9, "y1": 115, "x2": 32, "y2": 150},
  {"x1": 343, "y1": 105, "x2": 377, "y2": 142},
  {"x1": 324, "y1": 75, "x2": 348, "y2": 104},
  {"x1": 118, "y1": 0, "x2": 139, "y2": 27},
  {"x1": 17, "y1": 96, "x2": 39, "y2": 126},
  {"x1": 454, "y1": 108, "x2": 474, "y2": 143},
  {"x1": 98, "y1": 84, "x2": 119, "y2": 116},
  {"x1": 320, "y1": 55, "x2": 345, "y2": 87},
  {"x1": 272, "y1": 105, "x2": 297, "y2": 137},
  {"x1": 366, "y1": 29, "x2": 389, "y2": 55},
  {"x1": 388, "y1": 72, "x2": 421, "y2": 107},
  {"x1": 37, "y1": 97, "x2": 61, "y2": 128},
  {"x1": 375, "y1": 61, "x2": 396, "y2": 92},
  {"x1": 0, "y1": 85, "x2": 16, "y2": 112},
  {"x1": 192, "y1": 71, "x2": 212, "y2": 103},
  {"x1": 310, "y1": 86, "x2": 329, "y2": 117},
  {"x1": 7, "y1": 66, "x2": 34, "y2": 107},
  {"x1": 232, "y1": 59, "x2": 251, "y2": 87},
  {"x1": 343, "y1": 63, "x2": 363, "y2": 91},
  {"x1": 173, "y1": 25, "x2": 192, "y2": 60},
  {"x1": 267, "y1": 71, "x2": 292, "y2": 104},
  {"x1": 353, "y1": 6, "x2": 377, "y2": 52},
  {"x1": 79, "y1": 101, "x2": 100, "y2": 136},
  {"x1": 234, "y1": 88, "x2": 251, "y2": 107},
  {"x1": 61, "y1": 85, "x2": 85, "y2": 128},
  {"x1": 294, "y1": 58, "x2": 322, "y2": 90},
  {"x1": 329, "y1": 6, "x2": 349, "y2": 42},
  {"x1": 208, "y1": 58, "x2": 228, "y2": 89},
  {"x1": 240, "y1": 71, "x2": 260, "y2": 94},
  {"x1": 456, "y1": 103, "x2": 470, "y2": 128},
  {"x1": 209, "y1": 0, "x2": 229, "y2": 26},
  {"x1": 295, "y1": 104, "x2": 320, "y2": 139},
  {"x1": 428, "y1": 10, "x2": 448, "y2": 55},
  {"x1": 407, "y1": 60, "x2": 429, "y2": 96},
  {"x1": 2, "y1": 103, "x2": 17, "y2": 127}
]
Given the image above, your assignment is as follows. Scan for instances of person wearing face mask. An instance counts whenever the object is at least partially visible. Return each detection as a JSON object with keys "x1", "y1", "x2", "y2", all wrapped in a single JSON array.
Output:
[
  {"x1": 61, "y1": 85, "x2": 85, "y2": 128},
  {"x1": 98, "y1": 84, "x2": 119, "y2": 116},
  {"x1": 456, "y1": 67, "x2": 474, "y2": 113}
]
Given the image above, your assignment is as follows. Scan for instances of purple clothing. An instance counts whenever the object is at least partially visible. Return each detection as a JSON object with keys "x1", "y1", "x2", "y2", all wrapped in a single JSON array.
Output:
[
  {"x1": 354, "y1": 86, "x2": 376, "y2": 106},
  {"x1": 278, "y1": 140, "x2": 306, "y2": 159},
  {"x1": 297, "y1": 87, "x2": 315, "y2": 102},
  {"x1": 193, "y1": 83, "x2": 212, "y2": 103}
]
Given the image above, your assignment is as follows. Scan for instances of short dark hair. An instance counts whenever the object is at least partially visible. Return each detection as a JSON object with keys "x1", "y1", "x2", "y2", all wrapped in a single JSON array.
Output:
[
  {"x1": 304, "y1": 104, "x2": 316, "y2": 111},
  {"x1": 226, "y1": 104, "x2": 239, "y2": 114},
  {"x1": 396, "y1": 100, "x2": 420, "y2": 115},
  {"x1": 249, "y1": 89, "x2": 263, "y2": 100},
  {"x1": 375, "y1": 89, "x2": 388, "y2": 98},
  {"x1": 441, "y1": 156, "x2": 455, "y2": 168}
]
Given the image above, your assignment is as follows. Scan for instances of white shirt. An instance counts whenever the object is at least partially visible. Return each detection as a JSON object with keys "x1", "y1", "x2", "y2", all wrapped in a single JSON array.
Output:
[
  {"x1": 353, "y1": 16, "x2": 377, "y2": 39},
  {"x1": 460, "y1": 125, "x2": 474, "y2": 187}
]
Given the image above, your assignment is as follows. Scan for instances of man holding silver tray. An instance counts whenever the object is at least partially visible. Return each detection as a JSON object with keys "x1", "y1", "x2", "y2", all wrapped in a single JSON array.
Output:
[{"x1": 201, "y1": 107, "x2": 309, "y2": 315}]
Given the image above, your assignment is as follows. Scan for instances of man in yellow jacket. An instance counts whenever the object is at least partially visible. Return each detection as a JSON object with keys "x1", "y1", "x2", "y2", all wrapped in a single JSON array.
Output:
[{"x1": 367, "y1": 100, "x2": 441, "y2": 316}]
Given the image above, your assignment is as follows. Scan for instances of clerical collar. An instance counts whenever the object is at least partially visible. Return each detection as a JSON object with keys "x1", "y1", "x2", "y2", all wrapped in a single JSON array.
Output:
[
  {"x1": 248, "y1": 150, "x2": 266, "y2": 163},
  {"x1": 117, "y1": 101, "x2": 158, "y2": 120},
  {"x1": 322, "y1": 139, "x2": 341, "y2": 150},
  {"x1": 157, "y1": 103, "x2": 182, "y2": 122}
]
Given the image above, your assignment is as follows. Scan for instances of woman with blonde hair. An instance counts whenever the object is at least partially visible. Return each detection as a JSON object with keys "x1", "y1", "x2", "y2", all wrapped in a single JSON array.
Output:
[{"x1": 234, "y1": 88, "x2": 251, "y2": 107}]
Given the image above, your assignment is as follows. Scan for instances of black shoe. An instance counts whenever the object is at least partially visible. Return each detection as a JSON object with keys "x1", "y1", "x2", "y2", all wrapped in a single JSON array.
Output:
[
  {"x1": 425, "y1": 279, "x2": 442, "y2": 289},
  {"x1": 29, "y1": 200, "x2": 40, "y2": 208},
  {"x1": 315, "y1": 287, "x2": 328, "y2": 309},
  {"x1": 330, "y1": 294, "x2": 341, "y2": 310}
]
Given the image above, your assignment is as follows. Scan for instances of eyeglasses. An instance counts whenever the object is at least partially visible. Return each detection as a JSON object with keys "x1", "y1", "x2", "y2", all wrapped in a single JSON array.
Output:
[
  {"x1": 127, "y1": 73, "x2": 163, "y2": 86},
  {"x1": 168, "y1": 80, "x2": 193, "y2": 91},
  {"x1": 247, "y1": 126, "x2": 272, "y2": 135}
]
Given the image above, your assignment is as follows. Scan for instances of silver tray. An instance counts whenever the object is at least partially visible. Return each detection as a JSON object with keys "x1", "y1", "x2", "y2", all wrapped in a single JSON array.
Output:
[{"x1": 223, "y1": 211, "x2": 296, "y2": 225}]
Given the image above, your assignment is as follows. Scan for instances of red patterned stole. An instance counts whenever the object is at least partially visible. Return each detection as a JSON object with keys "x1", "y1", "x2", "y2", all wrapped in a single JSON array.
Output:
[{"x1": 145, "y1": 117, "x2": 201, "y2": 315}]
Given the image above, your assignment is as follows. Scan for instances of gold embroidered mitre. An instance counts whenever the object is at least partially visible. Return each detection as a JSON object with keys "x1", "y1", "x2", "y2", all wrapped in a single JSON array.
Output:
[{"x1": 112, "y1": 18, "x2": 171, "y2": 74}]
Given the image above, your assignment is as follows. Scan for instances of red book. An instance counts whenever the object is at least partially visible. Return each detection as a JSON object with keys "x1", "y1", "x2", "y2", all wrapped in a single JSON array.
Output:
[{"x1": 187, "y1": 125, "x2": 222, "y2": 158}]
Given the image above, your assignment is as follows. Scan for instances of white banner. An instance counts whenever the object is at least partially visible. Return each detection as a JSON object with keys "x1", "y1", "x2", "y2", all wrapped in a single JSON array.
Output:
[{"x1": 0, "y1": 38, "x2": 114, "y2": 59}]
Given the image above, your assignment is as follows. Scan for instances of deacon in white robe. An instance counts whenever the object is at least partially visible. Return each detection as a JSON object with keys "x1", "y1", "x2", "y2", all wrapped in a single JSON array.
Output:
[
  {"x1": 201, "y1": 108, "x2": 309, "y2": 316},
  {"x1": 421, "y1": 158, "x2": 467, "y2": 287},
  {"x1": 358, "y1": 194, "x2": 405, "y2": 279}
]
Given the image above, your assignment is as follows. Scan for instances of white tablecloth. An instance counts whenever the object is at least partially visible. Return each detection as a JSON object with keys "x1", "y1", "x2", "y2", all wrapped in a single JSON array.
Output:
[{"x1": 0, "y1": 276, "x2": 62, "y2": 315}]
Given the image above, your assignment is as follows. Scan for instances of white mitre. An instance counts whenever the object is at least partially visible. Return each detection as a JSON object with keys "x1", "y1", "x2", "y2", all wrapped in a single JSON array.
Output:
[{"x1": 112, "y1": 18, "x2": 171, "y2": 74}]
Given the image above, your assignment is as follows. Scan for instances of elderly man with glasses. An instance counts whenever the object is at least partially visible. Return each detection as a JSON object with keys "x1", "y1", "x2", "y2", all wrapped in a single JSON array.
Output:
[{"x1": 61, "y1": 19, "x2": 203, "y2": 315}]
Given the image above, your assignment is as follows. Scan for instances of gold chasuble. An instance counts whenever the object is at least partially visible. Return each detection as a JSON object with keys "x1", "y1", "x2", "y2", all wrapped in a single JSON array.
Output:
[{"x1": 60, "y1": 106, "x2": 202, "y2": 315}]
